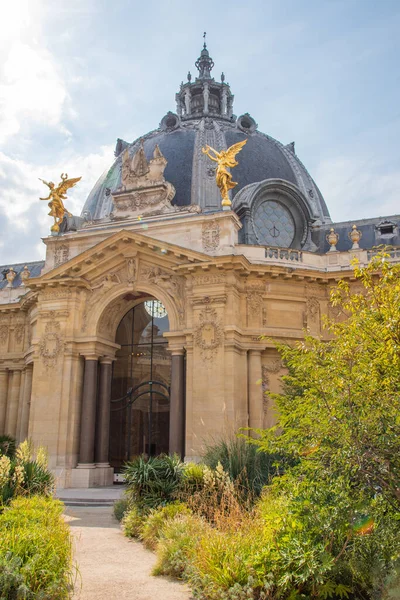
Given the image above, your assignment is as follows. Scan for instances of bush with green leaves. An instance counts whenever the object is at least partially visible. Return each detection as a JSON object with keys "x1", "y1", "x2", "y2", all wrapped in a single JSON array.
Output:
[
  {"x1": 113, "y1": 497, "x2": 129, "y2": 522},
  {"x1": 123, "y1": 453, "x2": 184, "y2": 509},
  {"x1": 122, "y1": 504, "x2": 148, "y2": 539},
  {"x1": 141, "y1": 502, "x2": 191, "y2": 550},
  {"x1": 0, "y1": 496, "x2": 73, "y2": 599},
  {"x1": 153, "y1": 513, "x2": 209, "y2": 580}
]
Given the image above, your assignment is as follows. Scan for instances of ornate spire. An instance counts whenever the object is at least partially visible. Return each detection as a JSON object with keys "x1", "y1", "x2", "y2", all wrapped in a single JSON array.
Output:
[{"x1": 195, "y1": 32, "x2": 214, "y2": 79}]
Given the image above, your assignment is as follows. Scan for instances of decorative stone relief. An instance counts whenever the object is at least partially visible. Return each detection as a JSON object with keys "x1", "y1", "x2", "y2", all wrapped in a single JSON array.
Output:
[
  {"x1": 98, "y1": 299, "x2": 126, "y2": 337},
  {"x1": 193, "y1": 274, "x2": 225, "y2": 285},
  {"x1": 91, "y1": 273, "x2": 121, "y2": 291},
  {"x1": 261, "y1": 359, "x2": 282, "y2": 414},
  {"x1": 192, "y1": 295, "x2": 227, "y2": 306},
  {"x1": 246, "y1": 284, "x2": 265, "y2": 327},
  {"x1": 38, "y1": 311, "x2": 65, "y2": 369},
  {"x1": 54, "y1": 244, "x2": 69, "y2": 267},
  {"x1": 142, "y1": 266, "x2": 185, "y2": 326},
  {"x1": 41, "y1": 288, "x2": 72, "y2": 300},
  {"x1": 306, "y1": 297, "x2": 320, "y2": 323},
  {"x1": 0, "y1": 324, "x2": 9, "y2": 345},
  {"x1": 126, "y1": 258, "x2": 137, "y2": 285},
  {"x1": 14, "y1": 323, "x2": 24, "y2": 345},
  {"x1": 194, "y1": 302, "x2": 223, "y2": 361},
  {"x1": 202, "y1": 219, "x2": 220, "y2": 252}
]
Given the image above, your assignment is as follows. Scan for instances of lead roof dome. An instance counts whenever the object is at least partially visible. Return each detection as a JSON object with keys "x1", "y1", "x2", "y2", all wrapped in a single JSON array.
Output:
[{"x1": 81, "y1": 42, "x2": 331, "y2": 239}]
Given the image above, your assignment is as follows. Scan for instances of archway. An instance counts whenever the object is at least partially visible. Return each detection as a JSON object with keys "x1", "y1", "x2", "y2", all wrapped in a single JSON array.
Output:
[{"x1": 109, "y1": 298, "x2": 171, "y2": 469}]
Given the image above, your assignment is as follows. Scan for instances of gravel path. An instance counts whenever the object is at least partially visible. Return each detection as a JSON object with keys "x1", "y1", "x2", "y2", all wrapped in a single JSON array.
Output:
[{"x1": 65, "y1": 506, "x2": 192, "y2": 600}]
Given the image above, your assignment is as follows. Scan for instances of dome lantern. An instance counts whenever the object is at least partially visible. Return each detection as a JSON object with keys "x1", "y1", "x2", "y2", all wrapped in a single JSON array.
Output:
[{"x1": 175, "y1": 36, "x2": 234, "y2": 120}]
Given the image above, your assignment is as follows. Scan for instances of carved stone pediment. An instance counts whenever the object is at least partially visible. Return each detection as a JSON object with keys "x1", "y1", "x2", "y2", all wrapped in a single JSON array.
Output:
[{"x1": 112, "y1": 142, "x2": 176, "y2": 219}]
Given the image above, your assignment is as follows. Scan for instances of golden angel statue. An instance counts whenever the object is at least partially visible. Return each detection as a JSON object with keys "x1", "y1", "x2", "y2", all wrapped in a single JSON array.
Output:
[
  {"x1": 39, "y1": 173, "x2": 81, "y2": 233},
  {"x1": 202, "y1": 139, "x2": 247, "y2": 207}
]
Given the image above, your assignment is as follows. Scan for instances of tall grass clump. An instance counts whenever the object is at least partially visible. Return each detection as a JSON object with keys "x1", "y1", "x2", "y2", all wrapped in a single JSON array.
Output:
[
  {"x1": 203, "y1": 435, "x2": 291, "y2": 497},
  {"x1": 0, "y1": 496, "x2": 73, "y2": 599}
]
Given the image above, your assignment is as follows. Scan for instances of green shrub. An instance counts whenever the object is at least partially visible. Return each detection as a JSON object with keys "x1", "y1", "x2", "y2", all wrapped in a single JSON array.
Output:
[
  {"x1": 113, "y1": 497, "x2": 129, "y2": 522},
  {"x1": 0, "y1": 435, "x2": 16, "y2": 459},
  {"x1": 141, "y1": 502, "x2": 191, "y2": 550},
  {"x1": 0, "y1": 496, "x2": 73, "y2": 599},
  {"x1": 153, "y1": 513, "x2": 208, "y2": 580},
  {"x1": 181, "y1": 462, "x2": 206, "y2": 494},
  {"x1": 123, "y1": 454, "x2": 184, "y2": 509},
  {"x1": 122, "y1": 504, "x2": 147, "y2": 539}
]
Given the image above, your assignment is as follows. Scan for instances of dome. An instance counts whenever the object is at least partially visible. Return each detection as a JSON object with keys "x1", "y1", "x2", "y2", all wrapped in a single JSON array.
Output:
[{"x1": 81, "y1": 43, "x2": 331, "y2": 250}]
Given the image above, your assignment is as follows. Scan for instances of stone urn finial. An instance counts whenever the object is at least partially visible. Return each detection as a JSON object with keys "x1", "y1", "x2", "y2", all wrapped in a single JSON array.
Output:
[
  {"x1": 20, "y1": 265, "x2": 31, "y2": 286},
  {"x1": 348, "y1": 224, "x2": 362, "y2": 249},
  {"x1": 6, "y1": 267, "x2": 17, "y2": 287},
  {"x1": 326, "y1": 228, "x2": 339, "y2": 252}
]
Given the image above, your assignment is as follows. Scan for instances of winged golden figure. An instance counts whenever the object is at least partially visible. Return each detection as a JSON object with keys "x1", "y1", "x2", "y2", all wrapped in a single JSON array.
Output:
[
  {"x1": 39, "y1": 173, "x2": 81, "y2": 233},
  {"x1": 202, "y1": 139, "x2": 247, "y2": 207}
]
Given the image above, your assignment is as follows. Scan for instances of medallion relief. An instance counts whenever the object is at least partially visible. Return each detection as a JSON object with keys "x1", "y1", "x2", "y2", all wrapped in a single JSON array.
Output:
[
  {"x1": 194, "y1": 302, "x2": 223, "y2": 361},
  {"x1": 38, "y1": 311, "x2": 65, "y2": 369}
]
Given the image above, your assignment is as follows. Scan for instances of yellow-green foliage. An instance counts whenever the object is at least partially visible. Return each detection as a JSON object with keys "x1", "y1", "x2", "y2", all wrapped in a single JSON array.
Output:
[
  {"x1": 0, "y1": 496, "x2": 73, "y2": 599},
  {"x1": 141, "y1": 502, "x2": 191, "y2": 550},
  {"x1": 153, "y1": 513, "x2": 209, "y2": 580},
  {"x1": 122, "y1": 504, "x2": 147, "y2": 538}
]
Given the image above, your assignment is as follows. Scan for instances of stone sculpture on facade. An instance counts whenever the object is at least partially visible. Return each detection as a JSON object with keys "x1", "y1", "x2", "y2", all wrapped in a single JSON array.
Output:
[
  {"x1": 6, "y1": 268, "x2": 16, "y2": 287},
  {"x1": 112, "y1": 142, "x2": 176, "y2": 219},
  {"x1": 326, "y1": 228, "x2": 339, "y2": 251},
  {"x1": 348, "y1": 224, "x2": 362, "y2": 249}
]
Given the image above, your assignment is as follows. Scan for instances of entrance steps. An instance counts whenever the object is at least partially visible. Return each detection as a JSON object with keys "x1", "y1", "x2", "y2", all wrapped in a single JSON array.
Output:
[{"x1": 56, "y1": 485, "x2": 125, "y2": 507}]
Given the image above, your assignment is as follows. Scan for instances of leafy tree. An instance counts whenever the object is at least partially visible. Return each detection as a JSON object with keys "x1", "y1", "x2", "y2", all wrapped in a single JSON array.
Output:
[
  {"x1": 251, "y1": 252, "x2": 400, "y2": 597},
  {"x1": 257, "y1": 252, "x2": 400, "y2": 510}
]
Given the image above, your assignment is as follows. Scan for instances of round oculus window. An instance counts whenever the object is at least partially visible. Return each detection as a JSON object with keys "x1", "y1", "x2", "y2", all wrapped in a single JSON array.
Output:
[
  {"x1": 144, "y1": 300, "x2": 167, "y2": 319},
  {"x1": 254, "y1": 200, "x2": 295, "y2": 247}
]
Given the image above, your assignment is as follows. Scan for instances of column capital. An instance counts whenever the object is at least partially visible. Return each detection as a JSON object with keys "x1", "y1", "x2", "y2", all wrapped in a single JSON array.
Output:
[
  {"x1": 168, "y1": 348, "x2": 185, "y2": 357},
  {"x1": 248, "y1": 349, "x2": 262, "y2": 357},
  {"x1": 80, "y1": 353, "x2": 100, "y2": 361},
  {"x1": 99, "y1": 356, "x2": 116, "y2": 365}
]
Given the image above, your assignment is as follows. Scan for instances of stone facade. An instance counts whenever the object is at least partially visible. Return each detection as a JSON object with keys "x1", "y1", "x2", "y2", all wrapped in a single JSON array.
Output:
[{"x1": 1, "y1": 208, "x2": 396, "y2": 487}]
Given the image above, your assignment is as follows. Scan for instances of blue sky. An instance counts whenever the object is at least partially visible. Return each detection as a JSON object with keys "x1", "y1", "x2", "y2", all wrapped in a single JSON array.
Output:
[{"x1": 0, "y1": 0, "x2": 399, "y2": 263}]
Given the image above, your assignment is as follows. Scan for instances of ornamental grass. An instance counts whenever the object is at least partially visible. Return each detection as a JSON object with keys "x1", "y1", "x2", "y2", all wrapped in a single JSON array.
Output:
[{"x1": 0, "y1": 496, "x2": 73, "y2": 599}]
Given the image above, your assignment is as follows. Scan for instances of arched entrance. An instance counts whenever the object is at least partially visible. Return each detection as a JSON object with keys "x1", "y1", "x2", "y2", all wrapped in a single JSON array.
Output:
[{"x1": 109, "y1": 299, "x2": 171, "y2": 469}]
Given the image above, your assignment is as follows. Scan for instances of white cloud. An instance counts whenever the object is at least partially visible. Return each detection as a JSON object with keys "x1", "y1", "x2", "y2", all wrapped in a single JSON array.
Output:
[
  {"x1": 315, "y1": 156, "x2": 400, "y2": 222},
  {"x1": 0, "y1": 1, "x2": 71, "y2": 145}
]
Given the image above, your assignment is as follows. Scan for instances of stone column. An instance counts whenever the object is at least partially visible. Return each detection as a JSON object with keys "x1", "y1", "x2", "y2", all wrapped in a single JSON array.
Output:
[
  {"x1": 95, "y1": 358, "x2": 113, "y2": 466},
  {"x1": 248, "y1": 350, "x2": 263, "y2": 431},
  {"x1": 5, "y1": 370, "x2": 21, "y2": 438},
  {"x1": 16, "y1": 369, "x2": 26, "y2": 441},
  {"x1": 77, "y1": 357, "x2": 98, "y2": 465},
  {"x1": 19, "y1": 364, "x2": 33, "y2": 441},
  {"x1": 169, "y1": 350, "x2": 185, "y2": 458},
  {"x1": 0, "y1": 369, "x2": 9, "y2": 435}
]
